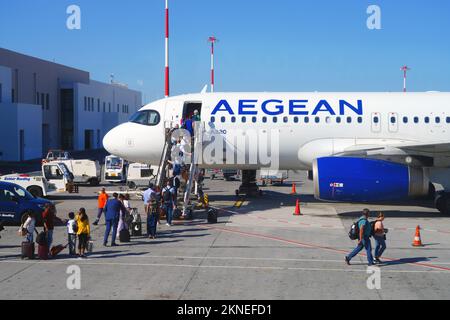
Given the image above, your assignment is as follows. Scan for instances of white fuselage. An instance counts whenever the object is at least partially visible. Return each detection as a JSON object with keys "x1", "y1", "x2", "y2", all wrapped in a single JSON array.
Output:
[{"x1": 103, "y1": 92, "x2": 450, "y2": 170}]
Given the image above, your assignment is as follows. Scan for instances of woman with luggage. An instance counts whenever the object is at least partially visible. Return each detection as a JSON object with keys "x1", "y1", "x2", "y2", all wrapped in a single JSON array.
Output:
[
  {"x1": 76, "y1": 208, "x2": 90, "y2": 258},
  {"x1": 22, "y1": 211, "x2": 36, "y2": 243}
]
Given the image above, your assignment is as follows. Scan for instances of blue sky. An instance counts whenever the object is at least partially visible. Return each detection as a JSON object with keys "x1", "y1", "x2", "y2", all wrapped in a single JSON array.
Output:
[{"x1": 1, "y1": 0, "x2": 449, "y2": 102}]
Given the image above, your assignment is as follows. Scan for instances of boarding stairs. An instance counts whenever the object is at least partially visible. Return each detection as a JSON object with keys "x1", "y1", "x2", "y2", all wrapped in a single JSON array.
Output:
[{"x1": 182, "y1": 121, "x2": 204, "y2": 216}]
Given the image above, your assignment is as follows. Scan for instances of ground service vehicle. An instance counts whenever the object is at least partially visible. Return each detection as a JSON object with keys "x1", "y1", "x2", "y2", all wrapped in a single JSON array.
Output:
[
  {"x1": 44, "y1": 150, "x2": 101, "y2": 186},
  {"x1": 104, "y1": 155, "x2": 128, "y2": 183},
  {"x1": 259, "y1": 170, "x2": 289, "y2": 186},
  {"x1": 0, "y1": 163, "x2": 78, "y2": 198},
  {"x1": 126, "y1": 163, "x2": 158, "y2": 189}
]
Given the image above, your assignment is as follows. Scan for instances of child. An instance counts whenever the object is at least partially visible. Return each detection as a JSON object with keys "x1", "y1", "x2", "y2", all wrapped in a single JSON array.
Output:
[{"x1": 67, "y1": 212, "x2": 77, "y2": 256}]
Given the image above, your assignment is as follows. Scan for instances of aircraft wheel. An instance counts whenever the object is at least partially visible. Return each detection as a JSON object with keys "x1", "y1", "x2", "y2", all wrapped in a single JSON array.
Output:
[{"x1": 435, "y1": 193, "x2": 450, "y2": 214}]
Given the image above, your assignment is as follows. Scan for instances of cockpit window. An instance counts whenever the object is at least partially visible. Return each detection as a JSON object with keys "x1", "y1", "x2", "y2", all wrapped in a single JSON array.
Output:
[{"x1": 129, "y1": 110, "x2": 160, "y2": 126}]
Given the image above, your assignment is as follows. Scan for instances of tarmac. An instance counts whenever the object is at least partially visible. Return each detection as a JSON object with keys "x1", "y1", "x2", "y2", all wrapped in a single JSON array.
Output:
[{"x1": 1, "y1": 170, "x2": 450, "y2": 300}]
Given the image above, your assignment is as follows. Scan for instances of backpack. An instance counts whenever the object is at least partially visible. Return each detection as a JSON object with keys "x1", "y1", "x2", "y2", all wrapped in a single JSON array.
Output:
[
  {"x1": 172, "y1": 177, "x2": 181, "y2": 189},
  {"x1": 370, "y1": 221, "x2": 377, "y2": 237},
  {"x1": 72, "y1": 221, "x2": 78, "y2": 234},
  {"x1": 162, "y1": 187, "x2": 173, "y2": 203},
  {"x1": 36, "y1": 231, "x2": 48, "y2": 246},
  {"x1": 348, "y1": 221, "x2": 360, "y2": 240}
]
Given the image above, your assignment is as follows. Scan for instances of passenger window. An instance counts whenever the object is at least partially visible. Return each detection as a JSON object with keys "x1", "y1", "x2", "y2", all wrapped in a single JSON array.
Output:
[
  {"x1": 436, "y1": 117, "x2": 441, "y2": 124},
  {"x1": 304, "y1": 117, "x2": 309, "y2": 123},
  {"x1": 221, "y1": 116, "x2": 226, "y2": 123},
  {"x1": 210, "y1": 117, "x2": 215, "y2": 123},
  {"x1": 425, "y1": 117, "x2": 430, "y2": 124},
  {"x1": 357, "y1": 117, "x2": 363, "y2": 124},
  {"x1": 414, "y1": 117, "x2": 419, "y2": 124},
  {"x1": 373, "y1": 117, "x2": 379, "y2": 124},
  {"x1": 336, "y1": 117, "x2": 342, "y2": 124},
  {"x1": 347, "y1": 117, "x2": 352, "y2": 123},
  {"x1": 283, "y1": 117, "x2": 288, "y2": 123},
  {"x1": 242, "y1": 117, "x2": 247, "y2": 123},
  {"x1": 315, "y1": 117, "x2": 320, "y2": 123},
  {"x1": 262, "y1": 117, "x2": 267, "y2": 123},
  {"x1": 403, "y1": 117, "x2": 408, "y2": 124},
  {"x1": 273, "y1": 117, "x2": 278, "y2": 123},
  {"x1": 447, "y1": 117, "x2": 450, "y2": 124},
  {"x1": 231, "y1": 116, "x2": 236, "y2": 123},
  {"x1": 252, "y1": 117, "x2": 257, "y2": 123},
  {"x1": 390, "y1": 117, "x2": 396, "y2": 124},
  {"x1": 325, "y1": 117, "x2": 331, "y2": 124},
  {"x1": 294, "y1": 117, "x2": 299, "y2": 123}
]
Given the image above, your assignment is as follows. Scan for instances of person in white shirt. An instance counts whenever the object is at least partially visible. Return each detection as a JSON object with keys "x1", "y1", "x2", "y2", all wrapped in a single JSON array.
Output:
[
  {"x1": 67, "y1": 212, "x2": 77, "y2": 256},
  {"x1": 22, "y1": 211, "x2": 36, "y2": 243}
]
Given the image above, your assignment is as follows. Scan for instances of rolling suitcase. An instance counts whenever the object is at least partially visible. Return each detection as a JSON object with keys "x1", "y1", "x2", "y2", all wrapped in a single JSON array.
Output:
[
  {"x1": 21, "y1": 242, "x2": 35, "y2": 260},
  {"x1": 38, "y1": 244, "x2": 49, "y2": 260},
  {"x1": 119, "y1": 228, "x2": 131, "y2": 242},
  {"x1": 131, "y1": 222, "x2": 142, "y2": 237}
]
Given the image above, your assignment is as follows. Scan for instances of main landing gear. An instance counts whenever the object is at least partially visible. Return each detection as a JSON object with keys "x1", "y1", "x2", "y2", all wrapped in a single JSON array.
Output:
[
  {"x1": 235, "y1": 170, "x2": 263, "y2": 198},
  {"x1": 435, "y1": 192, "x2": 450, "y2": 215}
]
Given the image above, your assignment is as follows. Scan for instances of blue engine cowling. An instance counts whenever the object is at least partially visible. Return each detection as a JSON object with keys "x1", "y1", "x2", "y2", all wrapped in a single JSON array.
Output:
[{"x1": 313, "y1": 157, "x2": 429, "y2": 202}]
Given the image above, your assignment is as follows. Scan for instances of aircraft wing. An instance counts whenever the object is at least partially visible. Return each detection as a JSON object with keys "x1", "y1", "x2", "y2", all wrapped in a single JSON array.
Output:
[{"x1": 337, "y1": 141, "x2": 450, "y2": 157}]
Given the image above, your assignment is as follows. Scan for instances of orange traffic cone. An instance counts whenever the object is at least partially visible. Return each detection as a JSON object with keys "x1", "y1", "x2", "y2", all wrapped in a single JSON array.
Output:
[
  {"x1": 412, "y1": 226, "x2": 424, "y2": 247},
  {"x1": 291, "y1": 183, "x2": 297, "y2": 195},
  {"x1": 293, "y1": 199, "x2": 302, "y2": 216}
]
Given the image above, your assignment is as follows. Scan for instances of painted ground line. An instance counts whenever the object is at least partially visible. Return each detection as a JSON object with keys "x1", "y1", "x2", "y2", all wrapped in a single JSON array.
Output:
[
  {"x1": 2, "y1": 251, "x2": 450, "y2": 265},
  {"x1": 0, "y1": 260, "x2": 448, "y2": 274}
]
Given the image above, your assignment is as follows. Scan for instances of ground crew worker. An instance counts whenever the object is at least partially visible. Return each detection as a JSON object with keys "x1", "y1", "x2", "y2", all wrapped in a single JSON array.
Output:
[
  {"x1": 345, "y1": 209, "x2": 374, "y2": 266},
  {"x1": 93, "y1": 188, "x2": 109, "y2": 226}
]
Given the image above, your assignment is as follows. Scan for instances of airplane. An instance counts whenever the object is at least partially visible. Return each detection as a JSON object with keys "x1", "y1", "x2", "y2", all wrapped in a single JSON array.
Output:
[{"x1": 103, "y1": 91, "x2": 450, "y2": 214}]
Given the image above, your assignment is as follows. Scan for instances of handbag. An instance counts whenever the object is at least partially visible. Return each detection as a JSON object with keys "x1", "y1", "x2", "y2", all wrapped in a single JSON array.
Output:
[
  {"x1": 87, "y1": 240, "x2": 94, "y2": 253},
  {"x1": 17, "y1": 226, "x2": 27, "y2": 237}
]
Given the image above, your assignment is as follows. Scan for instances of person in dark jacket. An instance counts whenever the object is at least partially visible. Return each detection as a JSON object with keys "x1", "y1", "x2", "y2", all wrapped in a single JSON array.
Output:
[{"x1": 103, "y1": 193, "x2": 126, "y2": 247}]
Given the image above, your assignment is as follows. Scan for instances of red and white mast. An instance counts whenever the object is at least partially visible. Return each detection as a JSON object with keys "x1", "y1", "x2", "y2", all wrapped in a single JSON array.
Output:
[
  {"x1": 165, "y1": 0, "x2": 170, "y2": 98},
  {"x1": 401, "y1": 65, "x2": 410, "y2": 92},
  {"x1": 208, "y1": 36, "x2": 217, "y2": 93}
]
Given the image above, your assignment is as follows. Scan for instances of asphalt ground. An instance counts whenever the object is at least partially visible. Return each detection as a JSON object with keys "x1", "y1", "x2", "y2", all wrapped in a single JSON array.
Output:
[{"x1": 0, "y1": 170, "x2": 450, "y2": 300}]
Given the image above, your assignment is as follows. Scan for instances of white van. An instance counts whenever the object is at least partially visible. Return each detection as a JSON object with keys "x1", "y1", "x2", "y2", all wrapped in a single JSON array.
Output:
[{"x1": 126, "y1": 163, "x2": 159, "y2": 189}]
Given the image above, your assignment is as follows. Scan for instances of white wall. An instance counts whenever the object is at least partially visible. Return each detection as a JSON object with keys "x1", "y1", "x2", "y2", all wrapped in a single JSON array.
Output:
[
  {"x1": 17, "y1": 103, "x2": 42, "y2": 160},
  {"x1": 0, "y1": 102, "x2": 42, "y2": 161},
  {"x1": 73, "y1": 80, "x2": 141, "y2": 150}
]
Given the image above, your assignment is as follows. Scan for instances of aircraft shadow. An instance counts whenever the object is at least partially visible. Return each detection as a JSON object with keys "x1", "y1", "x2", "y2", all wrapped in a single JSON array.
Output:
[{"x1": 339, "y1": 210, "x2": 445, "y2": 219}]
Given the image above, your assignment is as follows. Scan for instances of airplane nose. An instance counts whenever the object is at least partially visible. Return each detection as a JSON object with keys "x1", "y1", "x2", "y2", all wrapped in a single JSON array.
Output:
[{"x1": 103, "y1": 128, "x2": 119, "y2": 155}]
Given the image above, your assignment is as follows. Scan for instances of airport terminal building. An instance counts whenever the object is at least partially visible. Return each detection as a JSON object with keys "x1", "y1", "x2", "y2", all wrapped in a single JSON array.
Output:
[{"x1": 0, "y1": 48, "x2": 142, "y2": 161}]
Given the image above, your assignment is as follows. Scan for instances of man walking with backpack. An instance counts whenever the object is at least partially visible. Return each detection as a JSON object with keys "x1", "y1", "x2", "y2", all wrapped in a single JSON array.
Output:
[
  {"x1": 162, "y1": 180, "x2": 176, "y2": 227},
  {"x1": 345, "y1": 209, "x2": 374, "y2": 266}
]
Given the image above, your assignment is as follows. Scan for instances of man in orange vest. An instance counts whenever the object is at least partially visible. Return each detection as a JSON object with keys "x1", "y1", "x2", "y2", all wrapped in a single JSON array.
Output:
[{"x1": 93, "y1": 188, "x2": 109, "y2": 226}]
